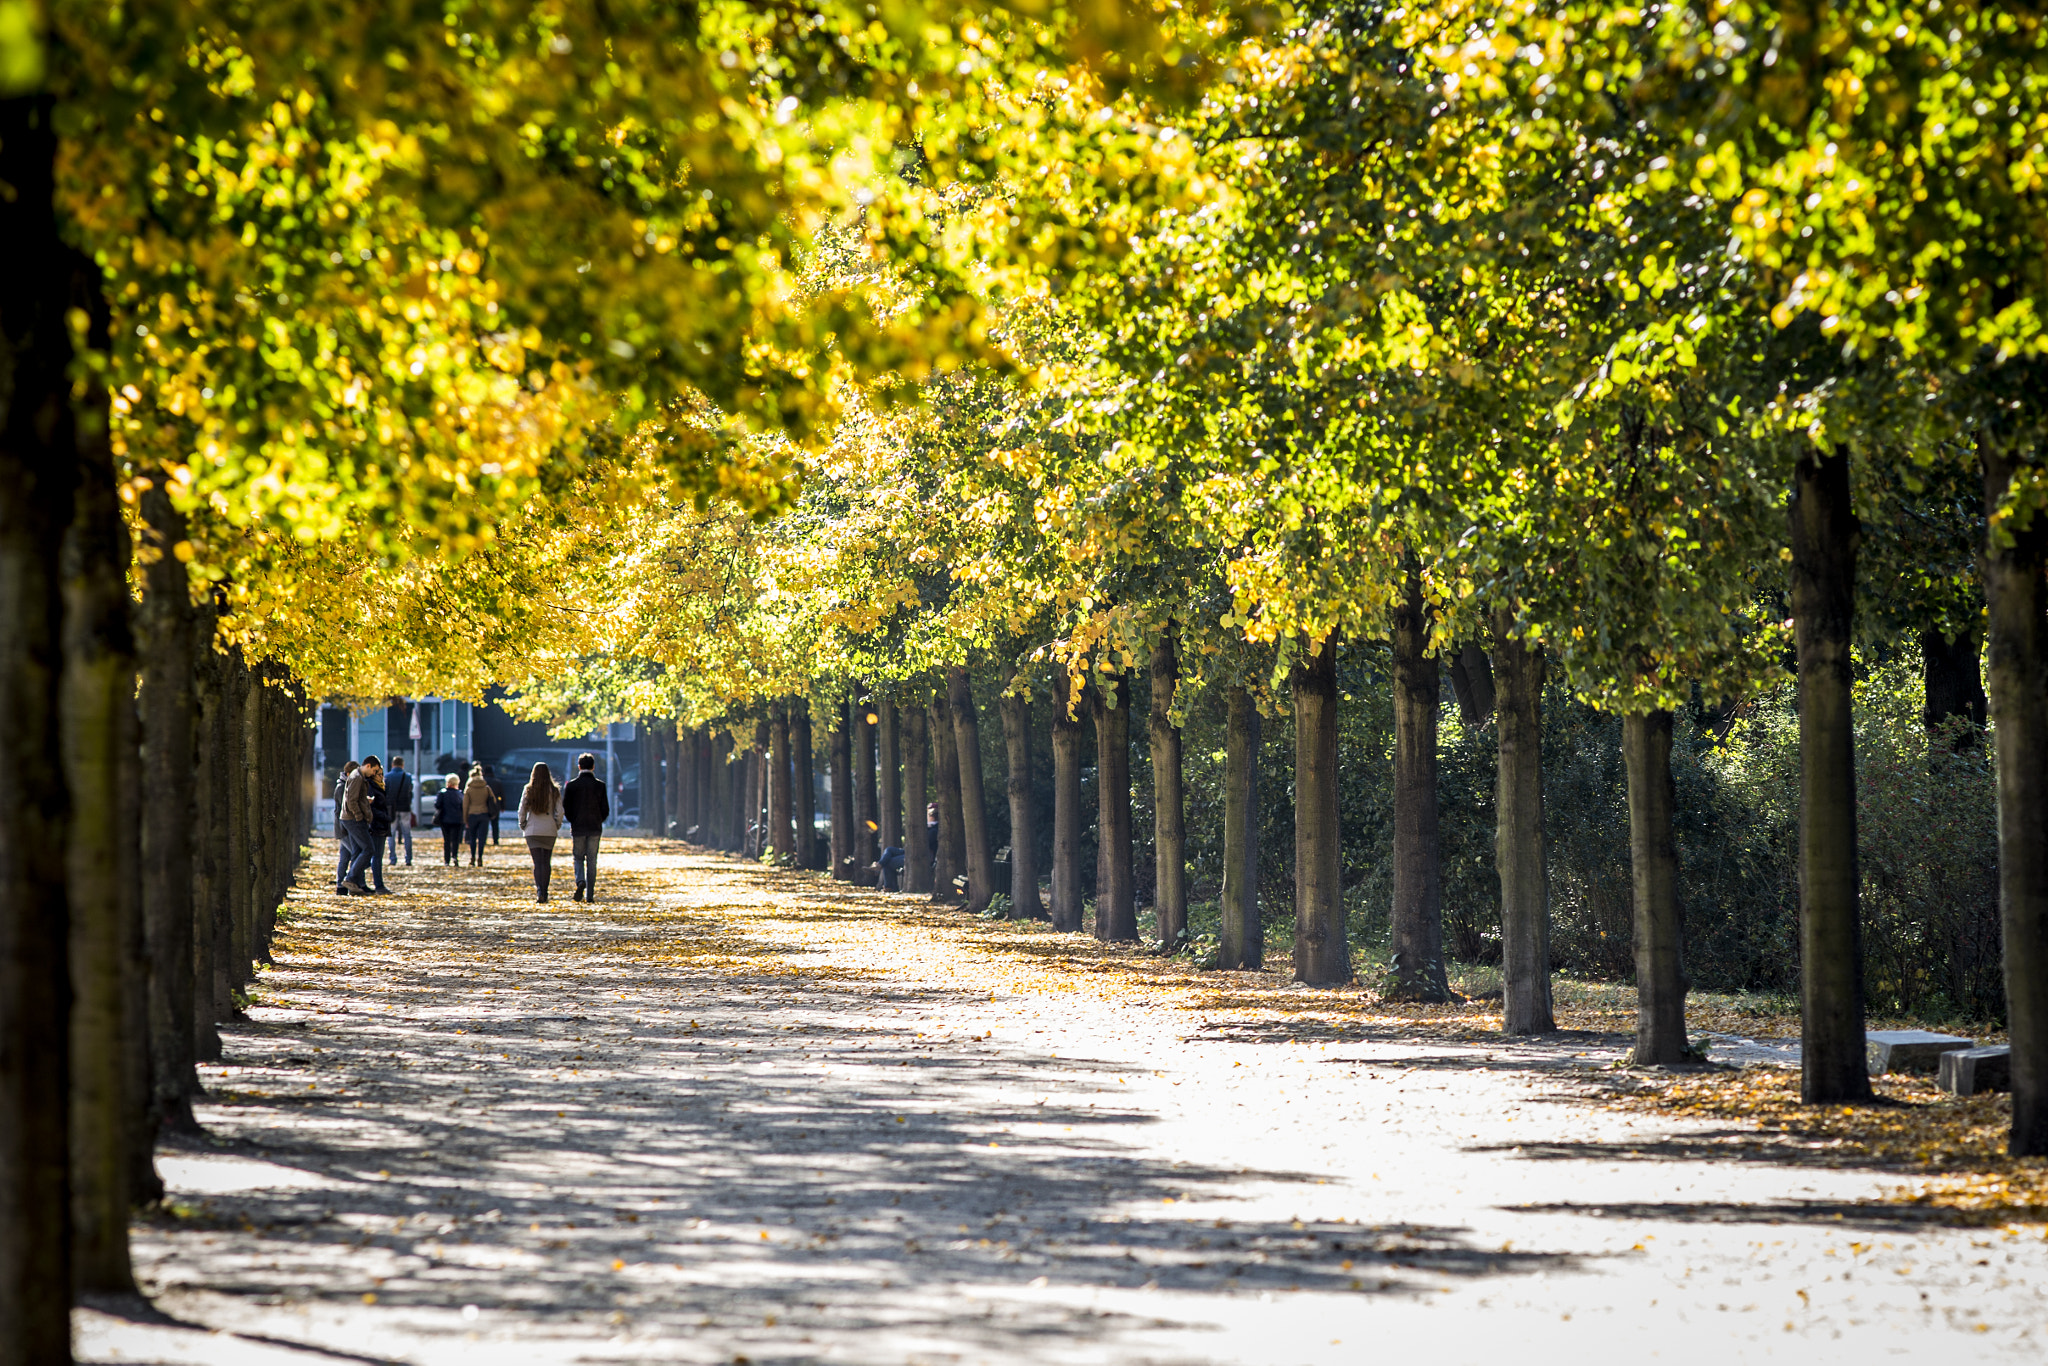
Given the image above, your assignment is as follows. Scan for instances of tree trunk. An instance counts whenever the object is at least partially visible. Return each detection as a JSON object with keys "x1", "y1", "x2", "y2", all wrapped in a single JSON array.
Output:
[
  {"x1": 1149, "y1": 634, "x2": 1187, "y2": 949},
  {"x1": 948, "y1": 667, "x2": 998, "y2": 914},
  {"x1": 1390, "y1": 569, "x2": 1448, "y2": 1000},
  {"x1": 930, "y1": 693, "x2": 966, "y2": 902},
  {"x1": 1291, "y1": 636, "x2": 1348, "y2": 984},
  {"x1": 878, "y1": 700, "x2": 902, "y2": 866},
  {"x1": 1001, "y1": 666, "x2": 1045, "y2": 920},
  {"x1": 138, "y1": 483, "x2": 201, "y2": 1126},
  {"x1": 0, "y1": 90, "x2": 80, "y2": 1355},
  {"x1": 748, "y1": 720, "x2": 769, "y2": 859},
  {"x1": 1983, "y1": 435, "x2": 2048, "y2": 1153},
  {"x1": 63, "y1": 256, "x2": 147, "y2": 1290},
  {"x1": 1491, "y1": 613, "x2": 1553, "y2": 1033},
  {"x1": 224, "y1": 654, "x2": 250, "y2": 989},
  {"x1": 1090, "y1": 676, "x2": 1137, "y2": 941},
  {"x1": 830, "y1": 707, "x2": 853, "y2": 878},
  {"x1": 900, "y1": 700, "x2": 931, "y2": 893},
  {"x1": 1625, "y1": 710, "x2": 1690, "y2": 1064},
  {"x1": 1448, "y1": 642, "x2": 1496, "y2": 728},
  {"x1": 1050, "y1": 672, "x2": 1085, "y2": 933},
  {"x1": 853, "y1": 695, "x2": 878, "y2": 875},
  {"x1": 192, "y1": 614, "x2": 231, "y2": 1039},
  {"x1": 770, "y1": 705, "x2": 794, "y2": 863},
  {"x1": 792, "y1": 702, "x2": 815, "y2": 869},
  {"x1": 1922, "y1": 624, "x2": 1987, "y2": 751},
  {"x1": 1791, "y1": 446, "x2": 1870, "y2": 1103},
  {"x1": 1219, "y1": 686, "x2": 1263, "y2": 970}
]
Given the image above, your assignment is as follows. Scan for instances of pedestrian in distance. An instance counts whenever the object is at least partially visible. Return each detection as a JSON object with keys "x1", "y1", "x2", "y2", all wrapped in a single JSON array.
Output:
[
  {"x1": 434, "y1": 775, "x2": 465, "y2": 864},
  {"x1": 484, "y1": 762, "x2": 505, "y2": 845},
  {"x1": 563, "y1": 751, "x2": 611, "y2": 902},
  {"x1": 333, "y1": 759, "x2": 359, "y2": 885},
  {"x1": 518, "y1": 761, "x2": 567, "y2": 903},
  {"x1": 462, "y1": 765, "x2": 493, "y2": 865},
  {"x1": 386, "y1": 754, "x2": 415, "y2": 867},
  {"x1": 338, "y1": 756, "x2": 382, "y2": 895}
]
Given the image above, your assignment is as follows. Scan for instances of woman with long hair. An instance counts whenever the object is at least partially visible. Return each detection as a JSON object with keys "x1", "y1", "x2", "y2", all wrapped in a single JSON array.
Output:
[{"x1": 518, "y1": 761, "x2": 567, "y2": 902}]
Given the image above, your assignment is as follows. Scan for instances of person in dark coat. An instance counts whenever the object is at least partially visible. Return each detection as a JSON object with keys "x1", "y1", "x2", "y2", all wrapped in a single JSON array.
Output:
[
  {"x1": 483, "y1": 763, "x2": 505, "y2": 845},
  {"x1": 386, "y1": 756, "x2": 415, "y2": 866},
  {"x1": 339, "y1": 757, "x2": 381, "y2": 894},
  {"x1": 365, "y1": 761, "x2": 393, "y2": 893},
  {"x1": 433, "y1": 775, "x2": 465, "y2": 865},
  {"x1": 333, "y1": 760, "x2": 359, "y2": 887},
  {"x1": 562, "y1": 752, "x2": 611, "y2": 902}
]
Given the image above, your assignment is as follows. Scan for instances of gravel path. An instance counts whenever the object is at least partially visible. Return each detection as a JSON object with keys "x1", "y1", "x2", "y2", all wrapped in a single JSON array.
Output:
[{"x1": 81, "y1": 842, "x2": 2048, "y2": 1364}]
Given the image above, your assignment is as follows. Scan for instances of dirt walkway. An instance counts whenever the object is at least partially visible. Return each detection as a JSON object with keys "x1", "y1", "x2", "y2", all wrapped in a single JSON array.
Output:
[{"x1": 82, "y1": 843, "x2": 2048, "y2": 1364}]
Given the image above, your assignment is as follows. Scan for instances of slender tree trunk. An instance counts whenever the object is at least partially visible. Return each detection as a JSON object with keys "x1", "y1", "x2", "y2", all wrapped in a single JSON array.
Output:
[
  {"x1": 239, "y1": 665, "x2": 265, "y2": 973},
  {"x1": 948, "y1": 667, "x2": 998, "y2": 914},
  {"x1": 224, "y1": 656, "x2": 250, "y2": 989},
  {"x1": 1219, "y1": 686, "x2": 1263, "y2": 970},
  {"x1": 1922, "y1": 624, "x2": 1987, "y2": 751},
  {"x1": 853, "y1": 695, "x2": 878, "y2": 875},
  {"x1": 770, "y1": 704, "x2": 794, "y2": 863},
  {"x1": 1050, "y1": 670, "x2": 1085, "y2": 933},
  {"x1": 0, "y1": 91, "x2": 80, "y2": 1355},
  {"x1": 713, "y1": 731, "x2": 735, "y2": 851},
  {"x1": 1983, "y1": 435, "x2": 2048, "y2": 1153},
  {"x1": 1791, "y1": 447, "x2": 1870, "y2": 1102},
  {"x1": 830, "y1": 706, "x2": 853, "y2": 878},
  {"x1": 1001, "y1": 666, "x2": 1044, "y2": 920},
  {"x1": 193, "y1": 620, "x2": 232, "y2": 1035},
  {"x1": 1491, "y1": 613, "x2": 1553, "y2": 1032},
  {"x1": 139, "y1": 485, "x2": 201, "y2": 1124},
  {"x1": 878, "y1": 701, "x2": 902, "y2": 861},
  {"x1": 930, "y1": 694, "x2": 965, "y2": 902},
  {"x1": 1390, "y1": 570, "x2": 1448, "y2": 1000},
  {"x1": 1292, "y1": 636, "x2": 1348, "y2": 984},
  {"x1": 1149, "y1": 634, "x2": 1187, "y2": 949},
  {"x1": 1448, "y1": 642, "x2": 1496, "y2": 729},
  {"x1": 1625, "y1": 710, "x2": 1690, "y2": 1064},
  {"x1": 900, "y1": 701, "x2": 932, "y2": 893},
  {"x1": 1089, "y1": 676, "x2": 1137, "y2": 941},
  {"x1": 792, "y1": 702, "x2": 816, "y2": 869},
  {"x1": 62, "y1": 255, "x2": 147, "y2": 1290},
  {"x1": 747, "y1": 720, "x2": 769, "y2": 859}
]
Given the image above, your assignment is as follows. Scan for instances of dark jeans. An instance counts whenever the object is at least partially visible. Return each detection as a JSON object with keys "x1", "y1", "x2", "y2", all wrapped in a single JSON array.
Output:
[
  {"x1": 341, "y1": 820, "x2": 375, "y2": 887},
  {"x1": 440, "y1": 824, "x2": 462, "y2": 862},
  {"x1": 572, "y1": 832, "x2": 601, "y2": 894},
  {"x1": 335, "y1": 825, "x2": 354, "y2": 881},
  {"x1": 465, "y1": 814, "x2": 490, "y2": 861},
  {"x1": 526, "y1": 836, "x2": 556, "y2": 900}
]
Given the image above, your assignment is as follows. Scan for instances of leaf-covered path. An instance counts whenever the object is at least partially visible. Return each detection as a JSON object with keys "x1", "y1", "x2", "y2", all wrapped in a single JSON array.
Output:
[{"x1": 84, "y1": 842, "x2": 2046, "y2": 1364}]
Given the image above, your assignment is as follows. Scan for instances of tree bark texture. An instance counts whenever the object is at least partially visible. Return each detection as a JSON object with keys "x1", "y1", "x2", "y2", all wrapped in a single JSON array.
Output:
[
  {"x1": 192, "y1": 616, "x2": 231, "y2": 1035},
  {"x1": 0, "y1": 90, "x2": 79, "y2": 1358},
  {"x1": 1625, "y1": 710, "x2": 1690, "y2": 1064},
  {"x1": 1984, "y1": 435, "x2": 2048, "y2": 1153},
  {"x1": 138, "y1": 485, "x2": 200, "y2": 1125},
  {"x1": 1148, "y1": 634, "x2": 1188, "y2": 948},
  {"x1": 947, "y1": 667, "x2": 998, "y2": 914},
  {"x1": 931, "y1": 693, "x2": 966, "y2": 902},
  {"x1": 1390, "y1": 571, "x2": 1449, "y2": 1001},
  {"x1": 1001, "y1": 669, "x2": 1044, "y2": 920},
  {"x1": 1050, "y1": 672, "x2": 1085, "y2": 933},
  {"x1": 225, "y1": 654, "x2": 251, "y2": 987},
  {"x1": 1790, "y1": 447, "x2": 1871, "y2": 1103},
  {"x1": 1091, "y1": 676, "x2": 1137, "y2": 942},
  {"x1": 1291, "y1": 637, "x2": 1348, "y2": 985},
  {"x1": 1491, "y1": 615, "x2": 1553, "y2": 1033},
  {"x1": 747, "y1": 721, "x2": 769, "y2": 859},
  {"x1": 791, "y1": 702, "x2": 816, "y2": 868},
  {"x1": 1219, "y1": 687, "x2": 1262, "y2": 970},
  {"x1": 878, "y1": 701, "x2": 902, "y2": 862},
  {"x1": 1448, "y1": 642, "x2": 1496, "y2": 729},
  {"x1": 830, "y1": 707, "x2": 853, "y2": 878},
  {"x1": 64, "y1": 276, "x2": 148, "y2": 1291}
]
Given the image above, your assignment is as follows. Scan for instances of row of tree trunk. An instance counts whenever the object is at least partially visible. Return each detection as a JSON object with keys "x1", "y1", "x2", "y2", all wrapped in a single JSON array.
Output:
[{"x1": 1, "y1": 104, "x2": 316, "y2": 1347}]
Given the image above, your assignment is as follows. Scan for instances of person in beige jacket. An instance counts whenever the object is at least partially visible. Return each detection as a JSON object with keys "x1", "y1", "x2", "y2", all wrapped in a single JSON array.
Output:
[
  {"x1": 517, "y1": 762, "x2": 567, "y2": 902},
  {"x1": 462, "y1": 767, "x2": 494, "y2": 866}
]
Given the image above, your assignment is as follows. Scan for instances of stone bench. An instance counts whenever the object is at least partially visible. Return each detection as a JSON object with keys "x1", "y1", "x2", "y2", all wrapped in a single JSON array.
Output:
[
  {"x1": 1865, "y1": 1030, "x2": 1974, "y2": 1075},
  {"x1": 1938, "y1": 1045, "x2": 2012, "y2": 1096}
]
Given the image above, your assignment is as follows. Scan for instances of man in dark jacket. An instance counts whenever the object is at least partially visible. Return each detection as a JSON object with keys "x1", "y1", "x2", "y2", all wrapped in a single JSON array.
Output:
[
  {"x1": 365, "y1": 761, "x2": 394, "y2": 893},
  {"x1": 386, "y1": 756, "x2": 415, "y2": 867},
  {"x1": 562, "y1": 752, "x2": 611, "y2": 903}
]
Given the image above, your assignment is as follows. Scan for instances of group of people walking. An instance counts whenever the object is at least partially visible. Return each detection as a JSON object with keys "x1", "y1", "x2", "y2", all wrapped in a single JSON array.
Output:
[{"x1": 333, "y1": 754, "x2": 610, "y2": 902}]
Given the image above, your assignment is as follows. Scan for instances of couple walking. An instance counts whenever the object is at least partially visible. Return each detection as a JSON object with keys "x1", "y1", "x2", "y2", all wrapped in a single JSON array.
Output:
[
  {"x1": 514, "y1": 753, "x2": 609, "y2": 903},
  {"x1": 334, "y1": 756, "x2": 392, "y2": 895}
]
